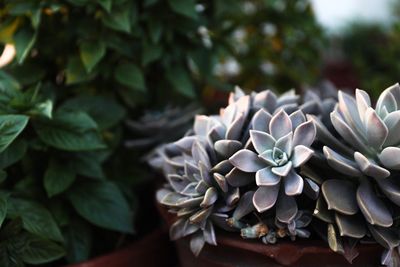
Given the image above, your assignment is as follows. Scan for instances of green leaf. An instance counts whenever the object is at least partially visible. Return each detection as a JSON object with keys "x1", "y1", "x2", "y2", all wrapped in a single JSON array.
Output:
[
  {"x1": 115, "y1": 63, "x2": 146, "y2": 91},
  {"x1": 0, "y1": 115, "x2": 29, "y2": 153},
  {"x1": 0, "y1": 192, "x2": 9, "y2": 227},
  {"x1": 147, "y1": 19, "x2": 163, "y2": 43},
  {"x1": 79, "y1": 41, "x2": 106, "y2": 73},
  {"x1": 168, "y1": 0, "x2": 198, "y2": 19},
  {"x1": 102, "y1": 8, "x2": 131, "y2": 33},
  {"x1": 0, "y1": 171, "x2": 6, "y2": 184},
  {"x1": 20, "y1": 233, "x2": 65, "y2": 264},
  {"x1": 144, "y1": 0, "x2": 158, "y2": 7},
  {"x1": 71, "y1": 153, "x2": 105, "y2": 179},
  {"x1": 65, "y1": 57, "x2": 90, "y2": 85},
  {"x1": 166, "y1": 66, "x2": 196, "y2": 98},
  {"x1": 34, "y1": 111, "x2": 106, "y2": 151},
  {"x1": 28, "y1": 99, "x2": 53, "y2": 119},
  {"x1": 0, "y1": 18, "x2": 19, "y2": 43},
  {"x1": 60, "y1": 95, "x2": 125, "y2": 129},
  {"x1": 14, "y1": 27, "x2": 36, "y2": 64},
  {"x1": 30, "y1": 8, "x2": 42, "y2": 29},
  {"x1": 7, "y1": 198, "x2": 64, "y2": 242},
  {"x1": 44, "y1": 161, "x2": 76, "y2": 197},
  {"x1": 97, "y1": 0, "x2": 112, "y2": 12},
  {"x1": 142, "y1": 43, "x2": 163, "y2": 66},
  {"x1": 67, "y1": 0, "x2": 88, "y2": 4},
  {"x1": 8, "y1": 63, "x2": 46, "y2": 86},
  {"x1": 0, "y1": 71, "x2": 20, "y2": 93},
  {"x1": 0, "y1": 138, "x2": 27, "y2": 169},
  {"x1": 65, "y1": 219, "x2": 92, "y2": 263},
  {"x1": 68, "y1": 181, "x2": 134, "y2": 233}
]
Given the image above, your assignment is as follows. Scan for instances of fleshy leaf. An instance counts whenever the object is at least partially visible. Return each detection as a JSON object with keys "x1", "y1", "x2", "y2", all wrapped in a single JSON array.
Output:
[
  {"x1": 284, "y1": 169, "x2": 304, "y2": 196},
  {"x1": 253, "y1": 185, "x2": 279, "y2": 212},
  {"x1": 251, "y1": 109, "x2": 271, "y2": 132},
  {"x1": 271, "y1": 162, "x2": 292, "y2": 177},
  {"x1": 250, "y1": 130, "x2": 275, "y2": 155},
  {"x1": 354, "y1": 152, "x2": 390, "y2": 178},
  {"x1": 380, "y1": 147, "x2": 400, "y2": 170},
  {"x1": 357, "y1": 181, "x2": 393, "y2": 227},
  {"x1": 229, "y1": 149, "x2": 264, "y2": 172},
  {"x1": 269, "y1": 110, "x2": 292, "y2": 140},
  {"x1": 365, "y1": 107, "x2": 388, "y2": 150},
  {"x1": 225, "y1": 168, "x2": 254, "y2": 187},
  {"x1": 256, "y1": 167, "x2": 280, "y2": 186},
  {"x1": 292, "y1": 120, "x2": 316, "y2": 147},
  {"x1": 276, "y1": 193, "x2": 298, "y2": 223},
  {"x1": 323, "y1": 146, "x2": 362, "y2": 177},
  {"x1": 335, "y1": 213, "x2": 366, "y2": 239},
  {"x1": 292, "y1": 145, "x2": 313, "y2": 168},
  {"x1": 214, "y1": 140, "x2": 242, "y2": 158},
  {"x1": 322, "y1": 179, "x2": 359, "y2": 215}
]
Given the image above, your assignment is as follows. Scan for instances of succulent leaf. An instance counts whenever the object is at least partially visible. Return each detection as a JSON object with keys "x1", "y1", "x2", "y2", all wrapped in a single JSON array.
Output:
[
  {"x1": 251, "y1": 109, "x2": 271, "y2": 132},
  {"x1": 369, "y1": 226, "x2": 400, "y2": 250},
  {"x1": 214, "y1": 140, "x2": 242, "y2": 158},
  {"x1": 292, "y1": 120, "x2": 316, "y2": 147},
  {"x1": 269, "y1": 110, "x2": 292, "y2": 139},
  {"x1": 354, "y1": 152, "x2": 390, "y2": 178},
  {"x1": 276, "y1": 193, "x2": 298, "y2": 223},
  {"x1": 328, "y1": 224, "x2": 345, "y2": 254},
  {"x1": 255, "y1": 167, "x2": 281, "y2": 186},
  {"x1": 378, "y1": 178, "x2": 400, "y2": 206},
  {"x1": 271, "y1": 162, "x2": 293, "y2": 177},
  {"x1": 365, "y1": 107, "x2": 388, "y2": 150},
  {"x1": 253, "y1": 185, "x2": 279, "y2": 213},
  {"x1": 379, "y1": 147, "x2": 400, "y2": 170},
  {"x1": 357, "y1": 181, "x2": 393, "y2": 227},
  {"x1": 284, "y1": 169, "x2": 304, "y2": 196},
  {"x1": 230, "y1": 149, "x2": 265, "y2": 172},
  {"x1": 335, "y1": 213, "x2": 366, "y2": 239},
  {"x1": 190, "y1": 232, "x2": 206, "y2": 257},
  {"x1": 323, "y1": 146, "x2": 362, "y2": 177},
  {"x1": 292, "y1": 145, "x2": 314, "y2": 168},
  {"x1": 225, "y1": 167, "x2": 254, "y2": 187},
  {"x1": 321, "y1": 179, "x2": 359, "y2": 215},
  {"x1": 249, "y1": 130, "x2": 275, "y2": 155}
]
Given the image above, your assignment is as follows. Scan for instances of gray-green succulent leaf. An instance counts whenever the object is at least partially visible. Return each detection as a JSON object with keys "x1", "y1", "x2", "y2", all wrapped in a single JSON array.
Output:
[{"x1": 229, "y1": 109, "x2": 316, "y2": 213}]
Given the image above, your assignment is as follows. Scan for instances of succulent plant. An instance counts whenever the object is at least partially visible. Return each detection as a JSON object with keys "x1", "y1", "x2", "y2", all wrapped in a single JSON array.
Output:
[
  {"x1": 154, "y1": 83, "x2": 400, "y2": 266},
  {"x1": 309, "y1": 83, "x2": 400, "y2": 265},
  {"x1": 125, "y1": 104, "x2": 201, "y2": 150},
  {"x1": 156, "y1": 138, "x2": 240, "y2": 256},
  {"x1": 300, "y1": 81, "x2": 338, "y2": 130},
  {"x1": 229, "y1": 108, "x2": 318, "y2": 223},
  {"x1": 153, "y1": 85, "x2": 324, "y2": 257}
]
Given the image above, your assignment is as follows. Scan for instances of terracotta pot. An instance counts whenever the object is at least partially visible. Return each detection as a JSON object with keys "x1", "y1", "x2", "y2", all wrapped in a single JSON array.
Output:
[
  {"x1": 157, "y1": 204, "x2": 383, "y2": 267},
  {"x1": 65, "y1": 227, "x2": 176, "y2": 267}
]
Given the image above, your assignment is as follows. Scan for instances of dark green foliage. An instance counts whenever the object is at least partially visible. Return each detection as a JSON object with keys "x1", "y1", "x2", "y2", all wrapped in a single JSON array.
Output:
[
  {"x1": 341, "y1": 23, "x2": 396, "y2": 99},
  {"x1": 0, "y1": 71, "x2": 133, "y2": 266},
  {"x1": 341, "y1": 2, "x2": 400, "y2": 99}
]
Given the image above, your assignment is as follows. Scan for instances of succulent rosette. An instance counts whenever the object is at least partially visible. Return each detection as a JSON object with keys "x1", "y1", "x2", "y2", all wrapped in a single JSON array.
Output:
[
  {"x1": 153, "y1": 86, "x2": 320, "y2": 256},
  {"x1": 156, "y1": 140, "x2": 239, "y2": 256},
  {"x1": 310, "y1": 83, "x2": 400, "y2": 265},
  {"x1": 229, "y1": 109, "x2": 318, "y2": 224}
]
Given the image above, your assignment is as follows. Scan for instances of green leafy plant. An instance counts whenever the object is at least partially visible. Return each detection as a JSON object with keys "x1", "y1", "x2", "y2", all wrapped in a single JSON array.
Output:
[
  {"x1": 210, "y1": 0, "x2": 325, "y2": 92},
  {"x1": 0, "y1": 72, "x2": 133, "y2": 266}
]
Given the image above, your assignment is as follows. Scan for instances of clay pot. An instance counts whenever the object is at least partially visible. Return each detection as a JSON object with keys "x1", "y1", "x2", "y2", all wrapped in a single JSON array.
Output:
[
  {"x1": 157, "y1": 204, "x2": 383, "y2": 267},
  {"x1": 65, "y1": 228, "x2": 176, "y2": 267}
]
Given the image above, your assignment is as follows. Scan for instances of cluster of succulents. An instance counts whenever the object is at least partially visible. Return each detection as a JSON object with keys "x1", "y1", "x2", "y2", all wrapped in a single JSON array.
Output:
[{"x1": 153, "y1": 82, "x2": 400, "y2": 266}]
